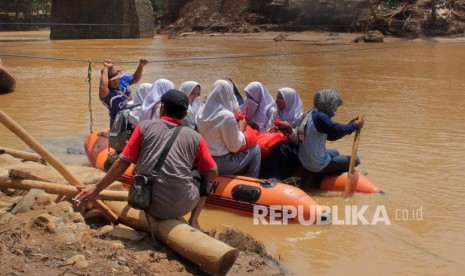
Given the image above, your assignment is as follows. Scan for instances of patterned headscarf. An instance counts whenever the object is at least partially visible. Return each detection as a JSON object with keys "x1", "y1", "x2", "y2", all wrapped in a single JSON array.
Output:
[{"x1": 313, "y1": 89, "x2": 343, "y2": 118}]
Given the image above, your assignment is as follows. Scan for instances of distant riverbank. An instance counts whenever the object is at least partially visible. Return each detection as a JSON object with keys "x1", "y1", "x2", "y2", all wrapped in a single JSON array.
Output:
[{"x1": 2, "y1": 29, "x2": 464, "y2": 45}]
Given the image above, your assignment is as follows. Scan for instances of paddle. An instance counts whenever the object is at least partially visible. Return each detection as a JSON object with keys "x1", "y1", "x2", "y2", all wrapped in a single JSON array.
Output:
[{"x1": 344, "y1": 114, "x2": 363, "y2": 198}]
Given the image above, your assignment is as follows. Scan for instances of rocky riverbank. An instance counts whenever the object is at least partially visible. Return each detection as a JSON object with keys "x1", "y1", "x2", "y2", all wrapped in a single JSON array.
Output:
[
  {"x1": 160, "y1": 0, "x2": 465, "y2": 38},
  {"x1": 0, "y1": 153, "x2": 285, "y2": 275}
]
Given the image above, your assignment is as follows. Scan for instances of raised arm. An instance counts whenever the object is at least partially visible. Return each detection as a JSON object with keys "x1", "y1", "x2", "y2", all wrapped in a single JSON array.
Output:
[
  {"x1": 132, "y1": 58, "x2": 149, "y2": 84},
  {"x1": 99, "y1": 60, "x2": 113, "y2": 99}
]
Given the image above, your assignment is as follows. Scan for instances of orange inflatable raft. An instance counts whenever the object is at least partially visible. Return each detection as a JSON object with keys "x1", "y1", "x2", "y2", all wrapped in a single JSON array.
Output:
[{"x1": 84, "y1": 129, "x2": 380, "y2": 221}]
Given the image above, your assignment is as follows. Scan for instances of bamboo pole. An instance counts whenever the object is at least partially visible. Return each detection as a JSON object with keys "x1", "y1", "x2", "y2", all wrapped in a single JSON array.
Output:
[
  {"x1": 0, "y1": 108, "x2": 118, "y2": 222},
  {"x1": 344, "y1": 114, "x2": 363, "y2": 198},
  {"x1": 105, "y1": 201, "x2": 239, "y2": 275},
  {"x1": 0, "y1": 177, "x2": 128, "y2": 201},
  {"x1": 0, "y1": 147, "x2": 46, "y2": 164}
]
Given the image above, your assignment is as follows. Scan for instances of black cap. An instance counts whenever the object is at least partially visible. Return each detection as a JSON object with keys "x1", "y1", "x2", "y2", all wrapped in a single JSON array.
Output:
[{"x1": 161, "y1": 89, "x2": 189, "y2": 112}]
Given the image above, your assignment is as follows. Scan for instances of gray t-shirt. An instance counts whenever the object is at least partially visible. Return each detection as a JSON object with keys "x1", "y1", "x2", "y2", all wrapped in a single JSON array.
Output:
[{"x1": 122, "y1": 119, "x2": 203, "y2": 219}]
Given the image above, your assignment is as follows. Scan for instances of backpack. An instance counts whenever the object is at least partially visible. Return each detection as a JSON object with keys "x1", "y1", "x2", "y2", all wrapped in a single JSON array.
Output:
[{"x1": 109, "y1": 109, "x2": 132, "y2": 152}]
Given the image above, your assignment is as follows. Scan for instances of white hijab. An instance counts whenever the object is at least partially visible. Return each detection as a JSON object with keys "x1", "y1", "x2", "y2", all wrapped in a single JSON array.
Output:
[
  {"x1": 196, "y1": 79, "x2": 238, "y2": 131},
  {"x1": 128, "y1": 83, "x2": 153, "y2": 127},
  {"x1": 241, "y1": 81, "x2": 276, "y2": 132},
  {"x1": 129, "y1": 83, "x2": 152, "y2": 107},
  {"x1": 139, "y1": 78, "x2": 174, "y2": 121},
  {"x1": 276, "y1": 87, "x2": 303, "y2": 128},
  {"x1": 180, "y1": 81, "x2": 202, "y2": 114}
]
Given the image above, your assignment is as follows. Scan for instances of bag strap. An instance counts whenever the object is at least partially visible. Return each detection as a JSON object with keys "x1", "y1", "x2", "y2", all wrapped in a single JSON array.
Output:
[
  {"x1": 145, "y1": 125, "x2": 182, "y2": 248},
  {"x1": 150, "y1": 125, "x2": 183, "y2": 174},
  {"x1": 297, "y1": 110, "x2": 312, "y2": 143}
]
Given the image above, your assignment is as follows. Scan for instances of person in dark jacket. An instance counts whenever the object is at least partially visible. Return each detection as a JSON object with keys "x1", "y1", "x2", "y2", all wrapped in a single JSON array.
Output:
[{"x1": 293, "y1": 89, "x2": 364, "y2": 186}]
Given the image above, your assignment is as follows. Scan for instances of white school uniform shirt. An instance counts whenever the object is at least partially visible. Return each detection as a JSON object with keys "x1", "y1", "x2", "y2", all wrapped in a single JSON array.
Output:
[{"x1": 196, "y1": 79, "x2": 246, "y2": 156}]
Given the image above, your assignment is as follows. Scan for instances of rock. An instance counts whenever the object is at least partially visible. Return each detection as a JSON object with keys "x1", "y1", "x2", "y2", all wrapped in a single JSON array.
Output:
[
  {"x1": 32, "y1": 213, "x2": 57, "y2": 233},
  {"x1": 33, "y1": 193, "x2": 53, "y2": 207},
  {"x1": 48, "y1": 200, "x2": 74, "y2": 217},
  {"x1": 0, "y1": 212, "x2": 15, "y2": 225},
  {"x1": 11, "y1": 189, "x2": 45, "y2": 214},
  {"x1": 110, "y1": 242, "x2": 125, "y2": 250},
  {"x1": 273, "y1": 34, "x2": 288, "y2": 42},
  {"x1": 0, "y1": 200, "x2": 12, "y2": 208},
  {"x1": 363, "y1": 30, "x2": 384, "y2": 42},
  {"x1": 65, "y1": 254, "x2": 89, "y2": 269},
  {"x1": 106, "y1": 226, "x2": 148, "y2": 242},
  {"x1": 210, "y1": 225, "x2": 268, "y2": 257},
  {"x1": 100, "y1": 225, "x2": 114, "y2": 235},
  {"x1": 60, "y1": 233, "x2": 78, "y2": 244}
]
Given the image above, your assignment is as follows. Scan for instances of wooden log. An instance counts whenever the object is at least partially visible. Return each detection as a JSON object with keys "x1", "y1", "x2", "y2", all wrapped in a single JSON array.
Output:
[
  {"x1": 8, "y1": 162, "x2": 109, "y2": 185},
  {"x1": 0, "y1": 147, "x2": 46, "y2": 164},
  {"x1": 0, "y1": 108, "x2": 118, "y2": 222},
  {"x1": 105, "y1": 201, "x2": 239, "y2": 275},
  {"x1": 0, "y1": 177, "x2": 128, "y2": 201},
  {"x1": 0, "y1": 109, "x2": 87, "y2": 188}
]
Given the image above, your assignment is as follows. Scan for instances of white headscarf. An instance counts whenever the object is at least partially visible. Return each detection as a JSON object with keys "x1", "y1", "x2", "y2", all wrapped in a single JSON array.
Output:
[
  {"x1": 130, "y1": 83, "x2": 152, "y2": 107},
  {"x1": 276, "y1": 87, "x2": 303, "y2": 128},
  {"x1": 180, "y1": 81, "x2": 202, "y2": 114},
  {"x1": 139, "y1": 78, "x2": 174, "y2": 121},
  {"x1": 127, "y1": 83, "x2": 152, "y2": 127},
  {"x1": 241, "y1": 81, "x2": 276, "y2": 132},
  {"x1": 196, "y1": 79, "x2": 238, "y2": 131}
]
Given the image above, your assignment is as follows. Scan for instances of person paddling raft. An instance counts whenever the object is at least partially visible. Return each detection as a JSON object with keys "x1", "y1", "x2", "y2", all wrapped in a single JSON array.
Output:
[{"x1": 291, "y1": 88, "x2": 365, "y2": 187}]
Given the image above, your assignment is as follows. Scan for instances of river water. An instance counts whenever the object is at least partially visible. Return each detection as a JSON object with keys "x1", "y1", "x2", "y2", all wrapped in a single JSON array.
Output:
[{"x1": 1, "y1": 31, "x2": 464, "y2": 275}]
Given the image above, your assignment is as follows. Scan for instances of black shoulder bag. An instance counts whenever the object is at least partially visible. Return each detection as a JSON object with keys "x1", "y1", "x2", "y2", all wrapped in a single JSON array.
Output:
[{"x1": 128, "y1": 125, "x2": 183, "y2": 210}]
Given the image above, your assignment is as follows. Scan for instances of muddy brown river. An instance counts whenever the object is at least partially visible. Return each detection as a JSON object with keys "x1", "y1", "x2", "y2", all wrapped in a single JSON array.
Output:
[{"x1": 1, "y1": 31, "x2": 464, "y2": 275}]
